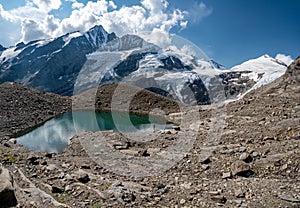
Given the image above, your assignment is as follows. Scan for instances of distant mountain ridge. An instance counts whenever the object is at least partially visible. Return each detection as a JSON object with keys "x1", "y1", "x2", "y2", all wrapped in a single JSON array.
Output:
[
  {"x1": 0, "y1": 25, "x2": 289, "y2": 104},
  {"x1": 0, "y1": 25, "x2": 116, "y2": 95}
]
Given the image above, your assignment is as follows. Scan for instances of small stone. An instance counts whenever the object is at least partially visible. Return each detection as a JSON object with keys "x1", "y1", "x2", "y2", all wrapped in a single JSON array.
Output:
[
  {"x1": 234, "y1": 189, "x2": 245, "y2": 198},
  {"x1": 233, "y1": 199, "x2": 242, "y2": 205},
  {"x1": 231, "y1": 160, "x2": 252, "y2": 177},
  {"x1": 278, "y1": 194, "x2": 300, "y2": 203},
  {"x1": 113, "y1": 142, "x2": 130, "y2": 150},
  {"x1": 8, "y1": 139, "x2": 16, "y2": 144},
  {"x1": 51, "y1": 185, "x2": 64, "y2": 194},
  {"x1": 172, "y1": 126, "x2": 181, "y2": 131},
  {"x1": 119, "y1": 149, "x2": 140, "y2": 156},
  {"x1": 239, "y1": 147, "x2": 247, "y2": 152},
  {"x1": 46, "y1": 164, "x2": 59, "y2": 171},
  {"x1": 41, "y1": 160, "x2": 47, "y2": 166},
  {"x1": 45, "y1": 153, "x2": 53, "y2": 158},
  {"x1": 81, "y1": 165, "x2": 91, "y2": 169},
  {"x1": 239, "y1": 153, "x2": 253, "y2": 163},
  {"x1": 57, "y1": 172, "x2": 65, "y2": 179},
  {"x1": 222, "y1": 172, "x2": 232, "y2": 179},
  {"x1": 3, "y1": 142, "x2": 10, "y2": 148},
  {"x1": 281, "y1": 164, "x2": 288, "y2": 170},
  {"x1": 78, "y1": 173, "x2": 90, "y2": 183},
  {"x1": 263, "y1": 148, "x2": 270, "y2": 155},
  {"x1": 47, "y1": 110, "x2": 54, "y2": 115},
  {"x1": 263, "y1": 136, "x2": 274, "y2": 141},
  {"x1": 209, "y1": 191, "x2": 220, "y2": 195},
  {"x1": 146, "y1": 148, "x2": 160, "y2": 156},
  {"x1": 154, "y1": 197, "x2": 161, "y2": 202},
  {"x1": 156, "y1": 183, "x2": 166, "y2": 189},
  {"x1": 65, "y1": 185, "x2": 73, "y2": 192},
  {"x1": 179, "y1": 199, "x2": 186, "y2": 205},
  {"x1": 74, "y1": 169, "x2": 90, "y2": 183},
  {"x1": 199, "y1": 156, "x2": 211, "y2": 164},
  {"x1": 252, "y1": 152, "x2": 259, "y2": 157},
  {"x1": 27, "y1": 154, "x2": 39, "y2": 165},
  {"x1": 201, "y1": 164, "x2": 210, "y2": 170},
  {"x1": 211, "y1": 195, "x2": 227, "y2": 204},
  {"x1": 64, "y1": 174, "x2": 73, "y2": 181}
]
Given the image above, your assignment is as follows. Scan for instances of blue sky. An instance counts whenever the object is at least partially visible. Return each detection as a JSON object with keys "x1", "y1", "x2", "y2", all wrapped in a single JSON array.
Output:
[{"x1": 0, "y1": 0, "x2": 299, "y2": 67}]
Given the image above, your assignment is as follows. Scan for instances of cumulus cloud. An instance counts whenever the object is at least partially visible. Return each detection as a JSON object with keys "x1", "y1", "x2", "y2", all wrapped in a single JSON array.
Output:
[
  {"x1": 0, "y1": 3, "x2": 46, "y2": 23},
  {"x1": 33, "y1": 0, "x2": 62, "y2": 12},
  {"x1": 65, "y1": 0, "x2": 84, "y2": 9},
  {"x1": 21, "y1": 19, "x2": 50, "y2": 42},
  {"x1": 0, "y1": 0, "x2": 211, "y2": 44},
  {"x1": 275, "y1": 54, "x2": 294, "y2": 66},
  {"x1": 141, "y1": 0, "x2": 168, "y2": 13}
]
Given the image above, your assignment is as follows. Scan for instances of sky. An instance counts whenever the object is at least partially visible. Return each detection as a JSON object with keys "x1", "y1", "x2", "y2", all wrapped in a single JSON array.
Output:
[{"x1": 0, "y1": 0, "x2": 299, "y2": 67}]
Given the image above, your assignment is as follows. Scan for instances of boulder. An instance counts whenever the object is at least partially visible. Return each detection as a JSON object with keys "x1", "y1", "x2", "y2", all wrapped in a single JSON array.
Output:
[
  {"x1": 74, "y1": 169, "x2": 90, "y2": 183},
  {"x1": 231, "y1": 160, "x2": 253, "y2": 177},
  {"x1": 0, "y1": 167, "x2": 17, "y2": 206}
]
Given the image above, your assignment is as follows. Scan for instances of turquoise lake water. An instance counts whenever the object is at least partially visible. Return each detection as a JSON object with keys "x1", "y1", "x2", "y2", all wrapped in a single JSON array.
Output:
[{"x1": 17, "y1": 111, "x2": 168, "y2": 153}]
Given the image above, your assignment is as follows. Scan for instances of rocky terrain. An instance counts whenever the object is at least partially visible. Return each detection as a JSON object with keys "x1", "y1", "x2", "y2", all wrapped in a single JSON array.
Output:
[{"x1": 0, "y1": 56, "x2": 299, "y2": 207}]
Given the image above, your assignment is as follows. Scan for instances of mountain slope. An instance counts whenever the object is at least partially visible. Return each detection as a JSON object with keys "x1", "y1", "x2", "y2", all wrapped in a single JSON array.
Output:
[
  {"x1": 251, "y1": 55, "x2": 300, "y2": 97},
  {"x1": 0, "y1": 82, "x2": 70, "y2": 138},
  {"x1": 0, "y1": 25, "x2": 116, "y2": 95},
  {"x1": 216, "y1": 55, "x2": 288, "y2": 100},
  {"x1": 0, "y1": 27, "x2": 289, "y2": 104}
]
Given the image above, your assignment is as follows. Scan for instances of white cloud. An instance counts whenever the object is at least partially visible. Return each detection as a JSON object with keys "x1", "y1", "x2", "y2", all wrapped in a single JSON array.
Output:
[
  {"x1": 0, "y1": 0, "x2": 211, "y2": 45},
  {"x1": 108, "y1": 1, "x2": 117, "y2": 9},
  {"x1": 275, "y1": 54, "x2": 294, "y2": 66},
  {"x1": 65, "y1": 0, "x2": 85, "y2": 9},
  {"x1": 0, "y1": 3, "x2": 46, "y2": 23},
  {"x1": 44, "y1": 15, "x2": 60, "y2": 33},
  {"x1": 187, "y1": 1, "x2": 212, "y2": 23},
  {"x1": 21, "y1": 19, "x2": 50, "y2": 42},
  {"x1": 141, "y1": 0, "x2": 168, "y2": 13},
  {"x1": 139, "y1": 29, "x2": 172, "y2": 49},
  {"x1": 33, "y1": 0, "x2": 62, "y2": 12}
]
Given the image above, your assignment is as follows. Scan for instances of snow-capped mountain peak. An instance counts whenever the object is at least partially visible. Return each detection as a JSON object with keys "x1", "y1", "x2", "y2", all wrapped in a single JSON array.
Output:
[
  {"x1": 0, "y1": 26, "x2": 289, "y2": 104},
  {"x1": 220, "y1": 54, "x2": 288, "y2": 101},
  {"x1": 0, "y1": 25, "x2": 117, "y2": 95},
  {"x1": 99, "y1": 34, "x2": 160, "y2": 53},
  {"x1": 84, "y1": 25, "x2": 115, "y2": 49}
]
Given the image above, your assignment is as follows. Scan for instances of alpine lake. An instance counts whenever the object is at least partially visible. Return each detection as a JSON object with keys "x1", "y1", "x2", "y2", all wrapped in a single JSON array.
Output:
[{"x1": 17, "y1": 111, "x2": 172, "y2": 153}]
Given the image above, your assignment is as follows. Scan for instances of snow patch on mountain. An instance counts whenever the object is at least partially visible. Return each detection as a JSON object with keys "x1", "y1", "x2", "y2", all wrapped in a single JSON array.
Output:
[
  {"x1": 225, "y1": 54, "x2": 287, "y2": 101},
  {"x1": 63, "y1": 32, "x2": 82, "y2": 47},
  {"x1": 0, "y1": 47, "x2": 21, "y2": 64}
]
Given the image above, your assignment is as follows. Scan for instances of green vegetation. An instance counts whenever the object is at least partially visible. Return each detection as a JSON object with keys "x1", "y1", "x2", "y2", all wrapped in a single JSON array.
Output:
[
  {"x1": 87, "y1": 203, "x2": 101, "y2": 208},
  {"x1": 0, "y1": 149, "x2": 18, "y2": 164}
]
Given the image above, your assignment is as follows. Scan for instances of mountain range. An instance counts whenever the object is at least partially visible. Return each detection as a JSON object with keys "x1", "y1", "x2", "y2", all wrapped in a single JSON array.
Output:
[{"x1": 0, "y1": 25, "x2": 289, "y2": 104}]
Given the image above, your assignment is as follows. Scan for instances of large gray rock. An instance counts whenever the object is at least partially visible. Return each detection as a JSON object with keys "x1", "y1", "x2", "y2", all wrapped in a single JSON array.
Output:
[
  {"x1": 0, "y1": 166, "x2": 17, "y2": 206},
  {"x1": 231, "y1": 160, "x2": 253, "y2": 177}
]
